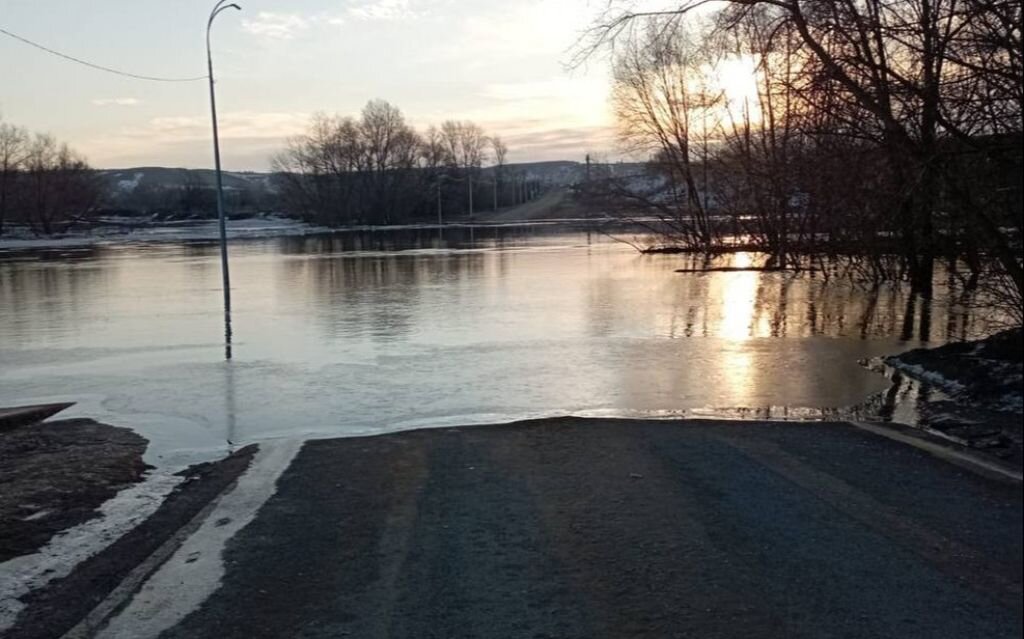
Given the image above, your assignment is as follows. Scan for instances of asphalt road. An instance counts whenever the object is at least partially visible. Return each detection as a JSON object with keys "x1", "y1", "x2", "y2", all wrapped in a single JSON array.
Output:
[{"x1": 89, "y1": 419, "x2": 1024, "y2": 638}]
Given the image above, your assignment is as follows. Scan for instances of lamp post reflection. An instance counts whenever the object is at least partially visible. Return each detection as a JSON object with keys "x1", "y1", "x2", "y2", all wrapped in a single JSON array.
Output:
[{"x1": 224, "y1": 360, "x2": 238, "y2": 450}]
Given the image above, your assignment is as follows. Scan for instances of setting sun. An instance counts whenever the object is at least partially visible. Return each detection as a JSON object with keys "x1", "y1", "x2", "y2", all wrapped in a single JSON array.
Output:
[{"x1": 714, "y1": 55, "x2": 762, "y2": 121}]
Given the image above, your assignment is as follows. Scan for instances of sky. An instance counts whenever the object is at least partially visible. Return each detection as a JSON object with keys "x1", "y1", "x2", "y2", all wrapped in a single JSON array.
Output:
[{"x1": 0, "y1": 0, "x2": 620, "y2": 171}]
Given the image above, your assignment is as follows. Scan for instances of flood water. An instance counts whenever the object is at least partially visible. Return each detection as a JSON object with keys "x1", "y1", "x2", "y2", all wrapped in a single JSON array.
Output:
[{"x1": 0, "y1": 225, "x2": 993, "y2": 463}]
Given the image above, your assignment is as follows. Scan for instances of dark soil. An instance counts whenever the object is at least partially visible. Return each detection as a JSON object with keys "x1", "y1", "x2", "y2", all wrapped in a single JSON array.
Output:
[
  {"x1": 0, "y1": 419, "x2": 149, "y2": 562},
  {"x1": 7, "y1": 445, "x2": 257, "y2": 639}
]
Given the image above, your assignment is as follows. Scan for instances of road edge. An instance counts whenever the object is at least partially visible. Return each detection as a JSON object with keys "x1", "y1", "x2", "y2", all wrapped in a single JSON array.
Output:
[{"x1": 848, "y1": 420, "x2": 1023, "y2": 484}]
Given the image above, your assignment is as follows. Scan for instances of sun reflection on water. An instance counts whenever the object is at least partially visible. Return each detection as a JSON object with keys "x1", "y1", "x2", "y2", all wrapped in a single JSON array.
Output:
[
  {"x1": 716, "y1": 253, "x2": 760, "y2": 405},
  {"x1": 718, "y1": 252, "x2": 758, "y2": 342}
]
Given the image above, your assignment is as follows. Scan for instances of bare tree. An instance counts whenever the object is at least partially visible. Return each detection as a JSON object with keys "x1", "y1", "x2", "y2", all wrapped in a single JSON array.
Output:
[
  {"x1": 440, "y1": 120, "x2": 488, "y2": 171},
  {"x1": 13, "y1": 133, "x2": 98, "y2": 234},
  {"x1": 440, "y1": 120, "x2": 489, "y2": 215},
  {"x1": 273, "y1": 103, "x2": 502, "y2": 225},
  {"x1": 490, "y1": 135, "x2": 509, "y2": 208},
  {"x1": 491, "y1": 136, "x2": 508, "y2": 168},
  {"x1": 610, "y1": 19, "x2": 722, "y2": 248},
  {"x1": 0, "y1": 120, "x2": 29, "y2": 235},
  {"x1": 421, "y1": 126, "x2": 449, "y2": 170},
  {"x1": 359, "y1": 100, "x2": 423, "y2": 224},
  {"x1": 579, "y1": 0, "x2": 1022, "y2": 299}
]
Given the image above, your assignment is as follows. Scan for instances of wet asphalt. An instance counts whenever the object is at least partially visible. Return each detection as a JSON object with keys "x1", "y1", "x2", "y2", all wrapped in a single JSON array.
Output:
[{"x1": 158, "y1": 418, "x2": 1022, "y2": 639}]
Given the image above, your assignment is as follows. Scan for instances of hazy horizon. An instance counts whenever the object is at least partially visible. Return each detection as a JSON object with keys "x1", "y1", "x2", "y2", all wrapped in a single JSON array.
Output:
[{"x1": 1, "y1": 0, "x2": 618, "y2": 171}]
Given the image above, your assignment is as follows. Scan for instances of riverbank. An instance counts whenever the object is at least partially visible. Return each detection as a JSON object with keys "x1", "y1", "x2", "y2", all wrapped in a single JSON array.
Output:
[
  {"x1": 0, "y1": 214, "x2": 331, "y2": 251},
  {"x1": 886, "y1": 328, "x2": 1022, "y2": 409},
  {"x1": 0, "y1": 418, "x2": 148, "y2": 561},
  {"x1": 880, "y1": 328, "x2": 1023, "y2": 467},
  {"x1": 0, "y1": 213, "x2": 600, "y2": 253}
]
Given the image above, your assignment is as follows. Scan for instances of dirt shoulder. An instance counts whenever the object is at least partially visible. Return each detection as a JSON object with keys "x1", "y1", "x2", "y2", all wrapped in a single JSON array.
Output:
[
  {"x1": 0, "y1": 419, "x2": 149, "y2": 562},
  {"x1": 5, "y1": 443, "x2": 256, "y2": 639}
]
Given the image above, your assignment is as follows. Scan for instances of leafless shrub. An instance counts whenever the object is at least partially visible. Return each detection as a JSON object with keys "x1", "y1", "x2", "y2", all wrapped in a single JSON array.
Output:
[{"x1": 574, "y1": 0, "x2": 1021, "y2": 323}]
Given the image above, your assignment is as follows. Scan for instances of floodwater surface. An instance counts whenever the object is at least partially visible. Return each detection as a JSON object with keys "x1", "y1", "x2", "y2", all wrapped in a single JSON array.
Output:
[{"x1": 0, "y1": 226, "x2": 991, "y2": 463}]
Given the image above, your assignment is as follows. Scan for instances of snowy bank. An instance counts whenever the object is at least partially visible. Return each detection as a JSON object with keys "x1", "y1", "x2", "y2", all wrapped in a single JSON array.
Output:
[
  {"x1": 885, "y1": 328, "x2": 1023, "y2": 412},
  {"x1": 876, "y1": 329, "x2": 1023, "y2": 468},
  {"x1": 0, "y1": 215, "x2": 331, "y2": 251}
]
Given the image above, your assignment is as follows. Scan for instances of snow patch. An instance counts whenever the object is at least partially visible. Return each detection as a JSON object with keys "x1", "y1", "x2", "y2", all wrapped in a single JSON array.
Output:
[
  {"x1": 0, "y1": 471, "x2": 184, "y2": 634},
  {"x1": 96, "y1": 440, "x2": 302, "y2": 639},
  {"x1": 886, "y1": 361, "x2": 967, "y2": 395},
  {"x1": 0, "y1": 215, "x2": 329, "y2": 251},
  {"x1": 116, "y1": 173, "x2": 145, "y2": 194}
]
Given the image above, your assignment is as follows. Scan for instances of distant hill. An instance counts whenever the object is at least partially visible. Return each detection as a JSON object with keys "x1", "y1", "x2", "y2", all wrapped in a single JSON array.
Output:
[
  {"x1": 94, "y1": 161, "x2": 650, "y2": 217},
  {"x1": 98, "y1": 167, "x2": 275, "y2": 195},
  {"x1": 488, "y1": 160, "x2": 648, "y2": 186},
  {"x1": 96, "y1": 168, "x2": 278, "y2": 217},
  {"x1": 99, "y1": 161, "x2": 648, "y2": 195}
]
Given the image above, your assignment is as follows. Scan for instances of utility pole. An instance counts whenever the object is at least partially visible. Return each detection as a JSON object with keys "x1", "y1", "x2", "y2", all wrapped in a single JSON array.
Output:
[
  {"x1": 437, "y1": 179, "x2": 443, "y2": 226},
  {"x1": 492, "y1": 178, "x2": 498, "y2": 212},
  {"x1": 468, "y1": 172, "x2": 474, "y2": 217},
  {"x1": 207, "y1": 0, "x2": 241, "y2": 360}
]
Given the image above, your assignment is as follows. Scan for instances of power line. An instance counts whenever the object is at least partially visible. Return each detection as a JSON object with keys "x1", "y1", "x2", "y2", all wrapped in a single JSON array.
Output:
[{"x1": 0, "y1": 26, "x2": 209, "y2": 83}]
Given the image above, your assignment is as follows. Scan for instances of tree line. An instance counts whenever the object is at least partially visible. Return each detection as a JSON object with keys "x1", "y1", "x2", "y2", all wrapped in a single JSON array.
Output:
[
  {"x1": 271, "y1": 99, "x2": 527, "y2": 226},
  {"x1": 1, "y1": 102, "x2": 539, "y2": 236},
  {"x1": 0, "y1": 118, "x2": 100, "y2": 235},
  {"x1": 578, "y1": 0, "x2": 1022, "y2": 308}
]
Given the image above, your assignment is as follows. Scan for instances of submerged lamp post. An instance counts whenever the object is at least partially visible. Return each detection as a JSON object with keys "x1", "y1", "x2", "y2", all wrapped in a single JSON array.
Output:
[{"x1": 207, "y1": 0, "x2": 241, "y2": 359}]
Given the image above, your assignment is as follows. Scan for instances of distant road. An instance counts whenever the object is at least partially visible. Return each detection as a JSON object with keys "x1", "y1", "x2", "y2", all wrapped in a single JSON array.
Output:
[
  {"x1": 473, "y1": 188, "x2": 583, "y2": 223},
  {"x1": 59, "y1": 418, "x2": 1022, "y2": 639}
]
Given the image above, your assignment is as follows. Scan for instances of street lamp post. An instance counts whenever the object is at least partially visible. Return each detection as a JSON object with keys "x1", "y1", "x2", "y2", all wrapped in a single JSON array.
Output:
[
  {"x1": 207, "y1": 0, "x2": 241, "y2": 359},
  {"x1": 437, "y1": 178, "x2": 444, "y2": 226}
]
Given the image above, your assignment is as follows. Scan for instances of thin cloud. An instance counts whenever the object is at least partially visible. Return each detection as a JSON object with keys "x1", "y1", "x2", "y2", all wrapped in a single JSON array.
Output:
[
  {"x1": 143, "y1": 112, "x2": 310, "y2": 142},
  {"x1": 84, "y1": 111, "x2": 312, "y2": 170},
  {"x1": 92, "y1": 98, "x2": 142, "y2": 107},
  {"x1": 503, "y1": 125, "x2": 616, "y2": 155},
  {"x1": 348, "y1": 0, "x2": 420, "y2": 21},
  {"x1": 241, "y1": 12, "x2": 310, "y2": 39}
]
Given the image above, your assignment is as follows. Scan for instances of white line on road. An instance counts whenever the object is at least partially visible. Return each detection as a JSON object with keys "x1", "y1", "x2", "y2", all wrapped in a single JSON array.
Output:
[
  {"x1": 93, "y1": 438, "x2": 304, "y2": 639},
  {"x1": 849, "y1": 421, "x2": 1022, "y2": 483}
]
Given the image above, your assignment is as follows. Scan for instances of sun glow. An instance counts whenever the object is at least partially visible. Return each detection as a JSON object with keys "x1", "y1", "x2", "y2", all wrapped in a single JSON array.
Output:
[{"x1": 713, "y1": 56, "x2": 762, "y2": 123}]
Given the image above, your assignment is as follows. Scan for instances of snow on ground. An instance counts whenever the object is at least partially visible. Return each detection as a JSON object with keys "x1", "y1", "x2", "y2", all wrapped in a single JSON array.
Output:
[
  {"x1": 95, "y1": 440, "x2": 302, "y2": 639},
  {"x1": 116, "y1": 173, "x2": 145, "y2": 194},
  {"x1": 0, "y1": 217, "x2": 577, "y2": 251},
  {"x1": 0, "y1": 215, "x2": 332, "y2": 251},
  {"x1": 884, "y1": 360, "x2": 968, "y2": 396},
  {"x1": 0, "y1": 471, "x2": 184, "y2": 634}
]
